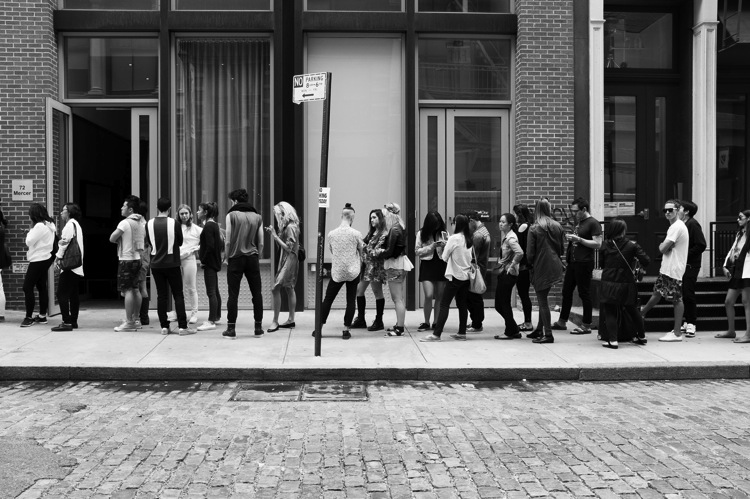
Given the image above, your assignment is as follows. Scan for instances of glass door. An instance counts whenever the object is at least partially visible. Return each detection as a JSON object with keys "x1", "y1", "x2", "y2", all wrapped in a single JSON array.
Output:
[{"x1": 418, "y1": 108, "x2": 510, "y2": 305}]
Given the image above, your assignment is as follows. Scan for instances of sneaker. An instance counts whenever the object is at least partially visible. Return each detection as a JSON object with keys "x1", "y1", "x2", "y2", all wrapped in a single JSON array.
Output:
[
  {"x1": 466, "y1": 326, "x2": 483, "y2": 333},
  {"x1": 51, "y1": 323, "x2": 73, "y2": 332},
  {"x1": 417, "y1": 322, "x2": 431, "y2": 332},
  {"x1": 134, "y1": 320, "x2": 142, "y2": 329},
  {"x1": 179, "y1": 328, "x2": 196, "y2": 336},
  {"x1": 450, "y1": 334, "x2": 467, "y2": 341},
  {"x1": 34, "y1": 315, "x2": 48, "y2": 325},
  {"x1": 659, "y1": 331, "x2": 683, "y2": 342},
  {"x1": 197, "y1": 321, "x2": 216, "y2": 331},
  {"x1": 114, "y1": 321, "x2": 138, "y2": 332},
  {"x1": 20, "y1": 317, "x2": 34, "y2": 327},
  {"x1": 684, "y1": 323, "x2": 696, "y2": 338},
  {"x1": 161, "y1": 327, "x2": 169, "y2": 335},
  {"x1": 189, "y1": 312, "x2": 198, "y2": 324},
  {"x1": 419, "y1": 334, "x2": 441, "y2": 342},
  {"x1": 253, "y1": 328, "x2": 264, "y2": 338}
]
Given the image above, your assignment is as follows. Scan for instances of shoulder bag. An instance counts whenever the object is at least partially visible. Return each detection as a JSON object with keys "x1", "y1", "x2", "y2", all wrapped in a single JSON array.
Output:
[
  {"x1": 59, "y1": 223, "x2": 83, "y2": 271},
  {"x1": 614, "y1": 240, "x2": 644, "y2": 282},
  {"x1": 468, "y1": 247, "x2": 487, "y2": 294}
]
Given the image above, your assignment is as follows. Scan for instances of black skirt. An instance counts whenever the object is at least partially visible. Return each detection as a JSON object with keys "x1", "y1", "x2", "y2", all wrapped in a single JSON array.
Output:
[{"x1": 419, "y1": 251, "x2": 447, "y2": 282}]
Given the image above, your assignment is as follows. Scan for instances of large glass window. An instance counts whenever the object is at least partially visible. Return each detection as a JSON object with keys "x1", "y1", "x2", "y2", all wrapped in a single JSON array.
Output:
[
  {"x1": 64, "y1": 37, "x2": 158, "y2": 99},
  {"x1": 717, "y1": 95, "x2": 748, "y2": 217},
  {"x1": 418, "y1": 0, "x2": 510, "y2": 13},
  {"x1": 604, "y1": 96, "x2": 636, "y2": 205},
  {"x1": 604, "y1": 12, "x2": 673, "y2": 69},
  {"x1": 173, "y1": 0, "x2": 271, "y2": 10},
  {"x1": 306, "y1": 0, "x2": 402, "y2": 11},
  {"x1": 175, "y1": 38, "x2": 272, "y2": 257},
  {"x1": 61, "y1": 0, "x2": 157, "y2": 9},
  {"x1": 418, "y1": 38, "x2": 511, "y2": 101}
]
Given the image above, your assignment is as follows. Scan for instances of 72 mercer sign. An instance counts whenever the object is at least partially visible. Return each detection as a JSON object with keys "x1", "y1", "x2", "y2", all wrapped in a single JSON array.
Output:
[{"x1": 292, "y1": 73, "x2": 327, "y2": 104}]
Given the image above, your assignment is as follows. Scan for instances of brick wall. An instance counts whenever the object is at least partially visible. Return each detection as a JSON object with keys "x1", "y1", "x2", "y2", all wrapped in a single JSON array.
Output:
[
  {"x1": 0, "y1": 0, "x2": 58, "y2": 311},
  {"x1": 514, "y1": 0, "x2": 576, "y2": 307}
]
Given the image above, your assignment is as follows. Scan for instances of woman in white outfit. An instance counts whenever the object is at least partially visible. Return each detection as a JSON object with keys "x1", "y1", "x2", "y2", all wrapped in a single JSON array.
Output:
[{"x1": 177, "y1": 204, "x2": 202, "y2": 324}]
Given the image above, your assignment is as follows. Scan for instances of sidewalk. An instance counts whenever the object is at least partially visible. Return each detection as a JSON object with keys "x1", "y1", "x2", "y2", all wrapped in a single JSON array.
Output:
[{"x1": 1, "y1": 307, "x2": 749, "y2": 382}]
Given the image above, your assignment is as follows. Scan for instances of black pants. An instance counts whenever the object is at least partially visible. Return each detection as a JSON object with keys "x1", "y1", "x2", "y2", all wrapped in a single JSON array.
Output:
[
  {"x1": 682, "y1": 265, "x2": 700, "y2": 324},
  {"x1": 433, "y1": 278, "x2": 469, "y2": 338},
  {"x1": 57, "y1": 270, "x2": 81, "y2": 325},
  {"x1": 23, "y1": 258, "x2": 53, "y2": 317},
  {"x1": 466, "y1": 290, "x2": 485, "y2": 328},
  {"x1": 204, "y1": 267, "x2": 222, "y2": 323},
  {"x1": 321, "y1": 275, "x2": 360, "y2": 327},
  {"x1": 516, "y1": 268, "x2": 533, "y2": 323},
  {"x1": 495, "y1": 272, "x2": 519, "y2": 335},
  {"x1": 227, "y1": 255, "x2": 263, "y2": 324},
  {"x1": 601, "y1": 302, "x2": 645, "y2": 342},
  {"x1": 152, "y1": 267, "x2": 187, "y2": 329},
  {"x1": 559, "y1": 261, "x2": 595, "y2": 324}
]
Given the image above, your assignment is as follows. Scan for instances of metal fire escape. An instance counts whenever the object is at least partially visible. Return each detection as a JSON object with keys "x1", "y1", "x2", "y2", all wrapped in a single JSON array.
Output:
[{"x1": 720, "y1": 0, "x2": 750, "y2": 52}]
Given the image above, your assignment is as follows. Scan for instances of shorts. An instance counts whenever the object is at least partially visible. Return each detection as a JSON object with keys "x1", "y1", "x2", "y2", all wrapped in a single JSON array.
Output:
[
  {"x1": 386, "y1": 268, "x2": 406, "y2": 282},
  {"x1": 118, "y1": 260, "x2": 142, "y2": 292},
  {"x1": 653, "y1": 273, "x2": 682, "y2": 303}
]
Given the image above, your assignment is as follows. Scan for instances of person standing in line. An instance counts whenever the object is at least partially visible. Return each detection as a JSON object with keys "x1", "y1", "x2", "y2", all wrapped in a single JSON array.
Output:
[
  {"x1": 137, "y1": 199, "x2": 151, "y2": 327},
  {"x1": 20, "y1": 203, "x2": 56, "y2": 327},
  {"x1": 466, "y1": 210, "x2": 491, "y2": 333},
  {"x1": 266, "y1": 201, "x2": 300, "y2": 332},
  {"x1": 177, "y1": 204, "x2": 203, "y2": 325},
  {"x1": 513, "y1": 203, "x2": 534, "y2": 332},
  {"x1": 380, "y1": 203, "x2": 412, "y2": 337},
  {"x1": 716, "y1": 209, "x2": 750, "y2": 342},
  {"x1": 109, "y1": 195, "x2": 144, "y2": 332},
  {"x1": 526, "y1": 198, "x2": 565, "y2": 344},
  {"x1": 419, "y1": 214, "x2": 473, "y2": 342},
  {"x1": 51, "y1": 203, "x2": 84, "y2": 331},
  {"x1": 414, "y1": 211, "x2": 447, "y2": 332},
  {"x1": 223, "y1": 188, "x2": 265, "y2": 339},
  {"x1": 317, "y1": 203, "x2": 363, "y2": 340},
  {"x1": 146, "y1": 197, "x2": 193, "y2": 336},
  {"x1": 0, "y1": 207, "x2": 10, "y2": 323},
  {"x1": 196, "y1": 201, "x2": 223, "y2": 331},
  {"x1": 678, "y1": 200, "x2": 706, "y2": 338},
  {"x1": 349, "y1": 209, "x2": 388, "y2": 331},
  {"x1": 493, "y1": 213, "x2": 524, "y2": 340},
  {"x1": 551, "y1": 197, "x2": 602, "y2": 335},
  {"x1": 640, "y1": 199, "x2": 690, "y2": 342}
]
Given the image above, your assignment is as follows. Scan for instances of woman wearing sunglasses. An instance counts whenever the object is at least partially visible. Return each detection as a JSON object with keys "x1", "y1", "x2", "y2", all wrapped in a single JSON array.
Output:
[{"x1": 716, "y1": 209, "x2": 750, "y2": 343}]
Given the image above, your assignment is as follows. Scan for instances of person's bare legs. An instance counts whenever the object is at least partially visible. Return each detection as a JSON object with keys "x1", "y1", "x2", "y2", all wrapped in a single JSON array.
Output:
[
  {"x1": 270, "y1": 285, "x2": 281, "y2": 329},
  {"x1": 422, "y1": 281, "x2": 434, "y2": 324},
  {"x1": 672, "y1": 298, "x2": 684, "y2": 337},
  {"x1": 284, "y1": 286, "x2": 296, "y2": 324},
  {"x1": 717, "y1": 288, "x2": 741, "y2": 338},
  {"x1": 733, "y1": 288, "x2": 750, "y2": 343},
  {"x1": 389, "y1": 279, "x2": 406, "y2": 327}
]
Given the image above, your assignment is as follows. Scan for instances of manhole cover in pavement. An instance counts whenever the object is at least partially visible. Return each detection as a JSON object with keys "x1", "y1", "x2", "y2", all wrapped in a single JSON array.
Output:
[
  {"x1": 229, "y1": 382, "x2": 302, "y2": 402},
  {"x1": 300, "y1": 381, "x2": 368, "y2": 401}
]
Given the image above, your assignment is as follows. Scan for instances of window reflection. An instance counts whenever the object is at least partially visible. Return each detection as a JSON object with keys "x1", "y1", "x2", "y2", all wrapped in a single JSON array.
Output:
[
  {"x1": 604, "y1": 12, "x2": 673, "y2": 69},
  {"x1": 306, "y1": 0, "x2": 402, "y2": 11},
  {"x1": 174, "y1": 0, "x2": 271, "y2": 10},
  {"x1": 717, "y1": 95, "x2": 747, "y2": 217},
  {"x1": 604, "y1": 96, "x2": 636, "y2": 211},
  {"x1": 61, "y1": 0, "x2": 157, "y2": 9},
  {"x1": 418, "y1": 0, "x2": 510, "y2": 12}
]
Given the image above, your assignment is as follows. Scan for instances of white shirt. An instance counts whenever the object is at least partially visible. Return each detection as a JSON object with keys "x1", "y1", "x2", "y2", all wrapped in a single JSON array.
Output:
[
  {"x1": 180, "y1": 223, "x2": 203, "y2": 259},
  {"x1": 57, "y1": 219, "x2": 84, "y2": 276},
  {"x1": 441, "y1": 233, "x2": 472, "y2": 281},
  {"x1": 660, "y1": 218, "x2": 689, "y2": 280}
]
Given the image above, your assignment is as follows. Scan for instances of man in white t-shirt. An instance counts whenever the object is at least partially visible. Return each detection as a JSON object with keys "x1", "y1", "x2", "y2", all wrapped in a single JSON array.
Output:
[
  {"x1": 640, "y1": 199, "x2": 689, "y2": 342},
  {"x1": 109, "y1": 195, "x2": 145, "y2": 332}
]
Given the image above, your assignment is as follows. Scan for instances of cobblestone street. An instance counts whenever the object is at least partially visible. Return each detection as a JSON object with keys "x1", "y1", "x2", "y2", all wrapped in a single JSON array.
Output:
[{"x1": 1, "y1": 379, "x2": 750, "y2": 498}]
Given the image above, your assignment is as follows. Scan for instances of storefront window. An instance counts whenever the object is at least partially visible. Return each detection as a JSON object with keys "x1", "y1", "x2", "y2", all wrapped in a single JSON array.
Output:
[
  {"x1": 418, "y1": 38, "x2": 511, "y2": 101},
  {"x1": 61, "y1": 0, "x2": 157, "y2": 8},
  {"x1": 604, "y1": 12, "x2": 673, "y2": 69},
  {"x1": 306, "y1": 0, "x2": 401, "y2": 10},
  {"x1": 175, "y1": 38, "x2": 272, "y2": 257},
  {"x1": 173, "y1": 0, "x2": 271, "y2": 10},
  {"x1": 717, "y1": 95, "x2": 748, "y2": 217},
  {"x1": 64, "y1": 37, "x2": 158, "y2": 99},
  {"x1": 418, "y1": 0, "x2": 510, "y2": 13},
  {"x1": 604, "y1": 96, "x2": 636, "y2": 206}
]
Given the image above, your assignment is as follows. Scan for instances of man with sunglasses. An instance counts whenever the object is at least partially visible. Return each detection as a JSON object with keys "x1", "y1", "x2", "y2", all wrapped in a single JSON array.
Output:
[{"x1": 640, "y1": 199, "x2": 689, "y2": 342}]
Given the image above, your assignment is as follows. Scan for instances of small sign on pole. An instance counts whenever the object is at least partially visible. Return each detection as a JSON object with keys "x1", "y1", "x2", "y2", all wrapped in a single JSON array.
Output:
[
  {"x1": 318, "y1": 187, "x2": 331, "y2": 208},
  {"x1": 293, "y1": 72, "x2": 328, "y2": 105}
]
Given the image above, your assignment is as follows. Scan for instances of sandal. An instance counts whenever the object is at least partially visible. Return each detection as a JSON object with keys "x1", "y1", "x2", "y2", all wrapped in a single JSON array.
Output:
[
  {"x1": 385, "y1": 326, "x2": 404, "y2": 337},
  {"x1": 570, "y1": 326, "x2": 592, "y2": 335},
  {"x1": 715, "y1": 332, "x2": 736, "y2": 339}
]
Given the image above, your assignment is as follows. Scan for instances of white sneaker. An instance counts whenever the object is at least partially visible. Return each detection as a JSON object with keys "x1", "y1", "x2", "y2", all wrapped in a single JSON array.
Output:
[
  {"x1": 684, "y1": 323, "x2": 696, "y2": 338},
  {"x1": 197, "y1": 321, "x2": 216, "y2": 331},
  {"x1": 189, "y1": 312, "x2": 198, "y2": 324},
  {"x1": 114, "y1": 321, "x2": 137, "y2": 332},
  {"x1": 161, "y1": 327, "x2": 169, "y2": 335},
  {"x1": 135, "y1": 320, "x2": 142, "y2": 329},
  {"x1": 659, "y1": 331, "x2": 683, "y2": 342},
  {"x1": 167, "y1": 311, "x2": 177, "y2": 322},
  {"x1": 179, "y1": 328, "x2": 196, "y2": 336}
]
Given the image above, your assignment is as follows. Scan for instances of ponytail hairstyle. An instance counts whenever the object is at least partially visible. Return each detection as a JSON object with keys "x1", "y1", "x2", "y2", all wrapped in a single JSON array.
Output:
[
  {"x1": 453, "y1": 214, "x2": 473, "y2": 249},
  {"x1": 501, "y1": 213, "x2": 518, "y2": 234},
  {"x1": 199, "y1": 201, "x2": 219, "y2": 221}
]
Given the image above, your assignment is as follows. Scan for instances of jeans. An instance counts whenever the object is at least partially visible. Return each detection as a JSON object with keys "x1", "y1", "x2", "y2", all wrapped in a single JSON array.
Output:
[
  {"x1": 516, "y1": 268, "x2": 533, "y2": 323},
  {"x1": 535, "y1": 286, "x2": 552, "y2": 335},
  {"x1": 433, "y1": 278, "x2": 470, "y2": 338},
  {"x1": 152, "y1": 267, "x2": 187, "y2": 329},
  {"x1": 682, "y1": 265, "x2": 700, "y2": 324},
  {"x1": 204, "y1": 267, "x2": 222, "y2": 323},
  {"x1": 466, "y1": 290, "x2": 485, "y2": 328},
  {"x1": 495, "y1": 272, "x2": 519, "y2": 335},
  {"x1": 23, "y1": 258, "x2": 53, "y2": 317},
  {"x1": 57, "y1": 270, "x2": 81, "y2": 324},
  {"x1": 321, "y1": 275, "x2": 360, "y2": 327},
  {"x1": 559, "y1": 261, "x2": 595, "y2": 324},
  {"x1": 227, "y1": 255, "x2": 263, "y2": 325}
]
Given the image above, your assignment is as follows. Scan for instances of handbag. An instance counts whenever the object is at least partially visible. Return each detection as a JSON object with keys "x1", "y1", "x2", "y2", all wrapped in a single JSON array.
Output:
[
  {"x1": 59, "y1": 223, "x2": 82, "y2": 271},
  {"x1": 613, "y1": 240, "x2": 643, "y2": 283},
  {"x1": 297, "y1": 245, "x2": 306, "y2": 262},
  {"x1": 468, "y1": 247, "x2": 487, "y2": 294}
]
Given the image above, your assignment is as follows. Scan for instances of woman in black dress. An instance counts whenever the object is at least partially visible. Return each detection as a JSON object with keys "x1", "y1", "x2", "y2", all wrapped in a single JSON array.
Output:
[
  {"x1": 415, "y1": 211, "x2": 447, "y2": 332},
  {"x1": 513, "y1": 203, "x2": 534, "y2": 331}
]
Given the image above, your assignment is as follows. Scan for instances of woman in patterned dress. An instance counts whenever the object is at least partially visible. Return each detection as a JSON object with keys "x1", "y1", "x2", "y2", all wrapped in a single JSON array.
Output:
[
  {"x1": 266, "y1": 201, "x2": 300, "y2": 332},
  {"x1": 349, "y1": 208, "x2": 388, "y2": 331}
]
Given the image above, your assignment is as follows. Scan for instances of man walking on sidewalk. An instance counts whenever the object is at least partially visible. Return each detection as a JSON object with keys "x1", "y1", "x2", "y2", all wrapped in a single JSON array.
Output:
[
  {"x1": 641, "y1": 199, "x2": 690, "y2": 342},
  {"x1": 679, "y1": 200, "x2": 706, "y2": 338},
  {"x1": 552, "y1": 197, "x2": 602, "y2": 334},
  {"x1": 109, "y1": 195, "x2": 144, "y2": 332},
  {"x1": 146, "y1": 197, "x2": 193, "y2": 336},
  {"x1": 223, "y1": 188, "x2": 265, "y2": 339}
]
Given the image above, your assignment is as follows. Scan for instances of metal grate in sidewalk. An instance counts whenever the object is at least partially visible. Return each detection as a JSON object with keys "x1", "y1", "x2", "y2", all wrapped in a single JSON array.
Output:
[{"x1": 229, "y1": 381, "x2": 368, "y2": 402}]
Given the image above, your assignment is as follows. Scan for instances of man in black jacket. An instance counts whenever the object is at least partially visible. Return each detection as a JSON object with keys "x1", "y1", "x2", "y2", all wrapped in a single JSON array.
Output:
[{"x1": 679, "y1": 200, "x2": 707, "y2": 338}]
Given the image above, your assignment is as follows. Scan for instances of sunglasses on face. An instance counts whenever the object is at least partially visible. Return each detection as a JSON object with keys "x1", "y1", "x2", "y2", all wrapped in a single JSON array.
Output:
[{"x1": 663, "y1": 208, "x2": 675, "y2": 214}]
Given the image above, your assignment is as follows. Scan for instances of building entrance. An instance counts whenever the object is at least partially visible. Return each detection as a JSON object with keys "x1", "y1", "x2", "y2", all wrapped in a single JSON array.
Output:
[{"x1": 417, "y1": 108, "x2": 510, "y2": 306}]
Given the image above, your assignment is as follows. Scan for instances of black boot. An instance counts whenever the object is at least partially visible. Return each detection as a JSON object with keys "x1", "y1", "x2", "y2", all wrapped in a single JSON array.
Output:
[
  {"x1": 368, "y1": 298, "x2": 385, "y2": 331},
  {"x1": 139, "y1": 297, "x2": 150, "y2": 325},
  {"x1": 350, "y1": 296, "x2": 367, "y2": 329},
  {"x1": 222, "y1": 323, "x2": 236, "y2": 339}
]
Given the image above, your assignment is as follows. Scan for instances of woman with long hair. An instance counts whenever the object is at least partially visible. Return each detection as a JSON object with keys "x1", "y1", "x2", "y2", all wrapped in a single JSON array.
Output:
[
  {"x1": 0, "y1": 207, "x2": 9, "y2": 322},
  {"x1": 196, "y1": 201, "x2": 223, "y2": 331},
  {"x1": 176, "y1": 204, "x2": 203, "y2": 325},
  {"x1": 380, "y1": 203, "x2": 413, "y2": 336},
  {"x1": 493, "y1": 213, "x2": 524, "y2": 339},
  {"x1": 21, "y1": 203, "x2": 56, "y2": 327},
  {"x1": 526, "y1": 198, "x2": 565, "y2": 343},
  {"x1": 266, "y1": 201, "x2": 300, "y2": 331},
  {"x1": 420, "y1": 214, "x2": 473, "y2": 342},
  {"x1": 415, "y1": 211, "x2": 447, "y2": 332},
  {"x1": 513, "y1": 203, "x2": 534, "y2": 331},
  {"x1": 51, "y1": 203, "x2": 84, "y2": 331},
  {"x1": 598, "y1": 218, "x2": 650, "y2": 348},
  {"x1": 350, "y1": 208, "x2": 388, "y2": 331},
  {"x1": 717, "y1": 209, "x2": 750, "y2": 342}
]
